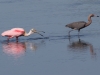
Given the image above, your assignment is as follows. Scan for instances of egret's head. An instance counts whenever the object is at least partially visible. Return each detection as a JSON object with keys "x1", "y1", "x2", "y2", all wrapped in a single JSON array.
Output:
[{"x1": 90, "y1": 14, "x2": 99, "y2": 17}]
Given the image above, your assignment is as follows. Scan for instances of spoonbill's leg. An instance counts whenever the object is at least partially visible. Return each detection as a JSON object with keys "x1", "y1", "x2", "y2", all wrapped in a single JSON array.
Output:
[
  {"x1": 7, "y1": 37, "x2": 10, "y2": 42},
  {"x1": 7, "y1": 38, "x2": 9, "y2": 41},
  {"x1": 16, "y1": 37, "x2": 18, "y2": 42}
]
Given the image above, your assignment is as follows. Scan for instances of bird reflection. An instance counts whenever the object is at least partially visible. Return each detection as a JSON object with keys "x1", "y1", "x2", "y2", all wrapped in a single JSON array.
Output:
[
  {"x1": 2, "y1": 41, "x2": 44, "y2": 58},
  {"x1": 68, "y1": 38, "x2": 96, "y2": 57}
]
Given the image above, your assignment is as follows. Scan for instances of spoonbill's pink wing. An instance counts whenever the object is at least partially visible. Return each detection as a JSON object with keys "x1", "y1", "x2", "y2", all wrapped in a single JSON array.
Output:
[
  {"x1": 1, "y1": 30, "x2": 12, "y2": 36},
  {"x1": 10, "y1": 28, "x2": 25, "y2": 36},
  {"x1": 1, "y1": 28, "x2": 25, "y2": 38},
  {"x1": 11, "y1": 28, "x2": 25, "y2": 32}
]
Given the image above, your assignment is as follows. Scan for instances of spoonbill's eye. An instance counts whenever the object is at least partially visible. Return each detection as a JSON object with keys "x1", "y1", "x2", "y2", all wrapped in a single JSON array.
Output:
[{"x1": 31, "y1": 29, "x2": 34, "y2": 32}]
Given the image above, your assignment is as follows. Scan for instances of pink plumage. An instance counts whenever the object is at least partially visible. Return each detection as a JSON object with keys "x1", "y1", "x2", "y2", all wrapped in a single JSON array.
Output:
[
  {"x1": 1, "y1": 27, "x2": 44, "y2": 41},
  {"x1": 1, "y1": 28, "x2": 25, "y2": 41}
]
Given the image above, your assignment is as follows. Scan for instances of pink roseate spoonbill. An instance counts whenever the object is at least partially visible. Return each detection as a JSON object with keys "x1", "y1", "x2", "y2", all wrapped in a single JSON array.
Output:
[
  {"x1": 1, "y1": 28, "x2": 45, "y2": 41},
  {"x1": 65, "y1": 14, "x2": 99, "y2": 37}
]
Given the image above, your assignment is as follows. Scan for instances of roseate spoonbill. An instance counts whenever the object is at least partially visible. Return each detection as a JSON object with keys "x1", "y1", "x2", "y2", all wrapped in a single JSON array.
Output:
[
  {"x1": 1, "y1": 28, "x2": 45, "y2": 41},
  {"x1": 65, "y1": 14, "x2": 99, "y2": 37}
]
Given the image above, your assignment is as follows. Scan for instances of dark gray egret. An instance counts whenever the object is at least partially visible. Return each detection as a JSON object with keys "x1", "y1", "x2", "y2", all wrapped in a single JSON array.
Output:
[{"x1": 65, "y1": 14, "x2": 99, "y2": 37}]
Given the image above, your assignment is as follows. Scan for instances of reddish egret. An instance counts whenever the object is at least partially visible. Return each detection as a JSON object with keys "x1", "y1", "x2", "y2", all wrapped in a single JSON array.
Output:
[
  {"x1": 1, "y1": 28, "x2": 45, "y2": 41},
  {"x1": 65, "y1": 14, "x2": 99, "y2": 36}
]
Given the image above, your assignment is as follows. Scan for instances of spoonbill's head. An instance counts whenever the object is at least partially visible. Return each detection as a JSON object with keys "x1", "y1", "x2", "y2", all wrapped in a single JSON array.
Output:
[
  {"x1": 31, "y1": 28, "x2": 37, "y2": 33},
  {"x1": 31, "y1": 28, "x2": 44, "y2": 37}
]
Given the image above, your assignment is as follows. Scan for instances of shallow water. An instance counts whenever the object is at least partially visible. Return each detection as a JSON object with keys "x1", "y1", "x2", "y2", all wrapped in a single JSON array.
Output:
[{"x1": 0, "y1": 0, "x2": 100, "y2": 75}]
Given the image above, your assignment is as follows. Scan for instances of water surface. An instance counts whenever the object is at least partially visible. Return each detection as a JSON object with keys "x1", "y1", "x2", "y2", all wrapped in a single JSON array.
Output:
[{"x1": 0, "y1": 0, "x2": 100, "y2": 75}]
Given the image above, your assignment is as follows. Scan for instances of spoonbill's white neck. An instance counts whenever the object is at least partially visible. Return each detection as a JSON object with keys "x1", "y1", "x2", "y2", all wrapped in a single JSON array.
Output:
[
  {"x1": 24, "y1": 29, "x2": 44, "y2": 37},
  {"x1": 24, "y1": 30, "x2": 34, "y2": 36}
]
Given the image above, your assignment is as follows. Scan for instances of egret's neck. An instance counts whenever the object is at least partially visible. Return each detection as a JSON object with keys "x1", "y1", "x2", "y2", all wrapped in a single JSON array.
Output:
[
  {"x1": 24, "y1": 30, "x2": 33, "y2": 36},
  {"x1": 86, "y1": 16, "x2": 92, "y2": 26}
]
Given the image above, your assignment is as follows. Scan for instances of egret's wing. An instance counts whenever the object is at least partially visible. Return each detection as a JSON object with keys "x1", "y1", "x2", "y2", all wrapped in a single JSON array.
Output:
[{"x1": 66, "y1": 21, "x2": 86, "y2": 29}]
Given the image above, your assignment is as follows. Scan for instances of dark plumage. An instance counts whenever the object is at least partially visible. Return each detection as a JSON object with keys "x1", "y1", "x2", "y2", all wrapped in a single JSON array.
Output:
[
  {"x1": 66, "y1": 21, "x2": 86, "y2": 30},
  {"x1": 65, "y1": 14, "x2": 99, "y2": 37}
]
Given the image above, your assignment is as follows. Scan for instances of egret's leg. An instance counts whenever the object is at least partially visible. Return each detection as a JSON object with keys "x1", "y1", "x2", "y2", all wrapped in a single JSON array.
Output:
[
  {"x1": 78, "y1": 30, "x2": 80, "y2": 38},
  {"x1": 68, "y1": 29, "x2": 74, "y2": 37}
]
